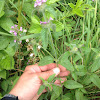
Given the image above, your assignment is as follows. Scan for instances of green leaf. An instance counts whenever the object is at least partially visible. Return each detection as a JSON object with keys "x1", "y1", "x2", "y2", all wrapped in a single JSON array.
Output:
[
  {"x1": 47, "y1": 74, "x2": 55, "y2": 83},
  {"x1": 0, "y1": 32, "x2": 12, "y2": 36},
  {"x1": 19, "y1": 33, "x2": 40, "y2": 41},
  {"x1": 52, "y1": 84, "x2": 62, "y2": 96},
  {"x1": 68, "y1": 3, "x2": 75, "y2": 9},
  {"x1": 31, "y1": 15, "x2": 40, "y2": 25},
  {"x1": 90, "y1": 57, "x2": 100, "y2": 72},
  {"x1": 52, "y1": 21, "x2": 64, "y2": 32},
  {"x1": 45, "y1": 6, "x2": 57, "y2": 18},
  {"x1": 58, "y1": 52, "x2": 74, "y2": 71},
  {"x1": 64, "y1": 80, "x2": 83, "y2": 89},
  {"x1": 0, "y1": 55, "x2": 15, "y2": 70},
  {"x1": 0, "y1": 17, "x2": 14, "y2": 32},
  {"x1": 5, "y1": 47, "x2": 16, "y2": 56},
  {"x1": 47, "y1": 0, "x2": 59, "y2": 4},
  {"x1": 23, "y1": 3, "x2": 33, "y2": 18},
  {"x1": 41, "y1": 28, "x2": 48, "y2": 49},
  {"x1": 0, "y1": 93, "x2": 3, "y2": 99},
  {"x1": 0, "y1": 0, "x2": 5, "y2": 14},
  {"x1": 0, "y1": 70, "x2": 6, "y2": 79},
  {"x1": 75, "y1": 89, "x2": 84, "y2": 100},
  {"x1": 51, "y1": 91, "x2": 59, "y2": 100},
  {"x1": 73, "y1": 8, "x2": 84, "y2": 17},
  {"x1": 38, "y1": 56, "x2": 54, "y2": 66},
  {"x1": 0, "y1": 36, "x2": 10, "y2": 50},
  {"x1": 90, "y1": 74, "x2": 100, "y2": 89},
  {"x1": 0, "y1": 10, "x2": 5, "y2": 18},
  {"x1": 81, "y1": 4, "x2": 94, "y2": 11},
  {"x1": 38, "y1": 85, "x2": 45, "y2": 95},
  {"x1": 12, "y1": 76, "x2": 20, "y2": 88},
  {"x1": 76, "y1": 0, "x2": 83, "y2": 9},
  {"x1": 1, "y1": 80, "x2": 8, "y2": 92},
  {"x1": 29, "y1": 24, "x2": 42, "y2": 33}
]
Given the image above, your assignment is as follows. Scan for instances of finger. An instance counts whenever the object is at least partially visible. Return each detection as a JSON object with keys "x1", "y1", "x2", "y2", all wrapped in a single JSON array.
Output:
[
  {"x1": 38, "y1": 67, "x2": 60, "y2": 80},
  {"x1": 25, "y1": 63, "x2": 57, "y2": 73},
  {"x1": 59, "y1": 71, "x2": 70, "y2": 77},
  {"x1": 54, "y1": 77, "x2": 67, "y2": 84},
  {"x1": 58, "y1": 64, "x2": 68, "y2": 72}
]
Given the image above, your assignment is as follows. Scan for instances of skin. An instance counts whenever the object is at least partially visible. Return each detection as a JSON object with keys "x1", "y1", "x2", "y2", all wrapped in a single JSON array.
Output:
[{"x1": 9, "y1": 63, "x2": 70, "y2": 100}]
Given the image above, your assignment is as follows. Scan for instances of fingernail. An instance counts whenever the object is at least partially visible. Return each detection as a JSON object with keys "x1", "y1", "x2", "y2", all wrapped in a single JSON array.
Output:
[{"x1": 53, "y1": 68, "x2": 60, "y2": 75}]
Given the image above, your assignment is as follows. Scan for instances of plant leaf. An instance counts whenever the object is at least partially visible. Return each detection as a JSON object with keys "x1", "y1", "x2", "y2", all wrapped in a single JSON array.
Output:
[
  {"x1": 38, "y1": 56, "x2": 54, "y2": 66},
  {"x1": 64, "y1": 80, "x2": 83, "y2": 89},
  {"x1": 90, "y1": 74, "x2": 100, "y2": 89},
  {"x1": 47, "y1": 74, "x2": 55, "y2": 83},
  {"x1": 41, "y1": 28, "x2": 48, "y2": 49},
  {"x1": 38, "y1": 85, "x2": 45, "y2": 95},
  {"x1": 0, "y1": 70, "x2": 6, "y2": 79},
  {"x1": 1, "y1": 80, "x2": 8, "y2": 92}
]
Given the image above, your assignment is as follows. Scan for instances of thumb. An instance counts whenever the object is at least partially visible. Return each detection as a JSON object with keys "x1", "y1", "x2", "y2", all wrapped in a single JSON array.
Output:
[{"x1": 38, "y1": 67, "x2": 60, "y2": 80}]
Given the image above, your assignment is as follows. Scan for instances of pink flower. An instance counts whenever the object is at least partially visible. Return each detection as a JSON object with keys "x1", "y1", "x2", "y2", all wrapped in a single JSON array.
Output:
[
  {"x1": 14, "y1": 32, "x2": 17, "y2": 36},
  {"x1": 40, "y1": 17, "x2": 53, "y2": 24},
  {"x1": 15, "y1": 25, "x2": 18, "y2": 27},
  {"x1": 34, "y1": 0, "x2": 47, "y2": 7},
  {"x1": 14, "y1": 40, "x2": 16, "y2": 43},
  {"x1": 10, "y1": 30, "x2": 13, "y2": 33},
  {"x1": 20, "y1": 27, "x2": 23, "y2": 31},
  {"x1": 42, "y1": 0, "x2": 46, "y2": 2},
  {"x1": 11, "y1": 26, "x2": 14, "y2": 28}
]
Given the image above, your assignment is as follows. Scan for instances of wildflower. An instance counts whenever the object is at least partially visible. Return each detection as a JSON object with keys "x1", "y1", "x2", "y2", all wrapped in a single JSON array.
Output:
[
  {"x1": 34, "y1": 0, "x2": 47, "y2": 7},
  {"x1": 15, "y1": 25, "x2": 18, "y2": 27},
  {"x1": 26, "y1": 39, "x2": 29, "y2": 42},
  {"x1": 30, "y1": 53, "x2": 34, "y2": 57},
  {"x1": 40, "y1": 17, "x2": 53, "y2": 24},
  {"x1": 23, "y1": 29, "x2": 27, "y2": 32},
  {"x1": 20, "y1": 27, "x2": 23, "y2": 31},
  {"x1": 38, "y1": 45, "x2": 41, "y2": 49},
  {"x1": 14, "y1": 32, "x2": 17, "y2": 36},
  {"x1": 11, "y1": 26, "x2": 14, "y2": 29},
  {"x1": 14, "y1": 40, "x2": 16, "y2": 43}
]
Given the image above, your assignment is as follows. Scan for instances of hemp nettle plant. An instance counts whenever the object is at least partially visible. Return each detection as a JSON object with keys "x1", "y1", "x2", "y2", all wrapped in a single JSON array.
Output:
[{"x1": 0, "y1": 0, "x2": 100, "y2": 100}]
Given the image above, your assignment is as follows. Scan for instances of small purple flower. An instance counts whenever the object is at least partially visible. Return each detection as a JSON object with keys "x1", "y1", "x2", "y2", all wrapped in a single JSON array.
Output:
[
  {"x1": 20, "y1": 27, "x2": 23, "y2": 31},
  {"x1": 40, "y1": 17, "x2": 53, "y2": 24},
  {"x1": 40, "y1": 21, "x2": 48, "y2": 24},
  {"x1": 14, "y1": 40, "x2": 16, "y2": 43},
  {"x1": 15, "y1": 24, "x2": 18, "y2": 27},
  {"x1": 34, "y1": 0, "x2": 47, "y2": 7},
  {"x1": 10, "y1": 30, "x2": 13, "y2": 33},
  {"x1": 14, "y1": 32, "x2": 17, "y2": 36},
  {"x1": 11, "y1": 26, "x2": 14, "y2": 29}
]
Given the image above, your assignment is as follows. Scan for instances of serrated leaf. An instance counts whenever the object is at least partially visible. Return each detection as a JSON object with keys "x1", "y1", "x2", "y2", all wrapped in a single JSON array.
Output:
[
  {"x1": 45, "y1": 6, "x2": 57, "y2": 18},
  {"x1": 0, "y1": 70, "x2": 6, "y2": 79},
  {"x1": 0, "y1": 36, "x2": 10, "y2": 50},
  {"x1": 52, "y1": 21, "x2": 64, "y2": 32},
  {"x1": 1, "y1": 80, "x2": 8, "y2": 92},
  {"x1": 73, "y1": 8, "x2": 84, "y2": 17},
  {"x1": 38, "y1": 85, "x2": 45, "y2": 95},
  {"x1": 0, "y1": 10, "x2": 5, "y2": 18},
  {"x1": 91, "y1": 57, "x2": 100, "y2": 72},
  {"x1": 38, "y1": 56, "x2": 54, "y2": 66},
  {"x1": 0, "y1": 0, "x2": 5, "y2": 14},
  {"x1": 29, "y1": 24, "x2": 42, "y2": 33},
  {"x1": 31, "y1": 15, "x2": 40, "y2": 25},
  {"x1": 52, "y1": 84, "x2": 62, "y2": 96},
  {"x1": 47, "y1": 74, "x2": 55, "y2": 83},
  {"x1": 41, "y1": 28, "x2": 48, "y2": 49},
  {"x1": 0, "y1": 17, "x2": 14, "y2": 32},
  {"x1": 75, "y1": 89, "x2": 84, "y2": 100},
  {"x1": 23, "y1": 3, "x2": 33, "y2": 18},
  {"x1": 58, "y1": 52, "x2": 74, "y2": 71},
  {"x1": 68, "y1": 3, "x2": 75, "y2": 9},
  {"x1": 0, "y1": 55, "x2": 15, "y2": 70},
  {"x1": 64, "y1": 80, "x2": 83, "y2": 89},
  {"x1": 76, "y1": 0, "x2": 83, "y2": 9},
  {"x1": 90, "y1": 74, "x2": 100, "y2": 89},
  {"x1": 47, "y1": 0, "x2": 59, "y2": 4},
  {"x1": 51, "y1": 91, "x2": 59, "y2": 100}
]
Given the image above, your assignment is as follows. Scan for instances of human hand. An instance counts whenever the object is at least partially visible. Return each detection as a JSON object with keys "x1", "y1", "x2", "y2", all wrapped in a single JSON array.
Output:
[{"x1": 9, "y1": 63, "x2": 70, "y2": 100}]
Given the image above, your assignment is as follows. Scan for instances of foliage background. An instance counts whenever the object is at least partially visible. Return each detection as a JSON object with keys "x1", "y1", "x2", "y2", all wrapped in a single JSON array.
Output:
[{"x1": 0, "y1": 0, "x2": 100, "y2": 99}]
